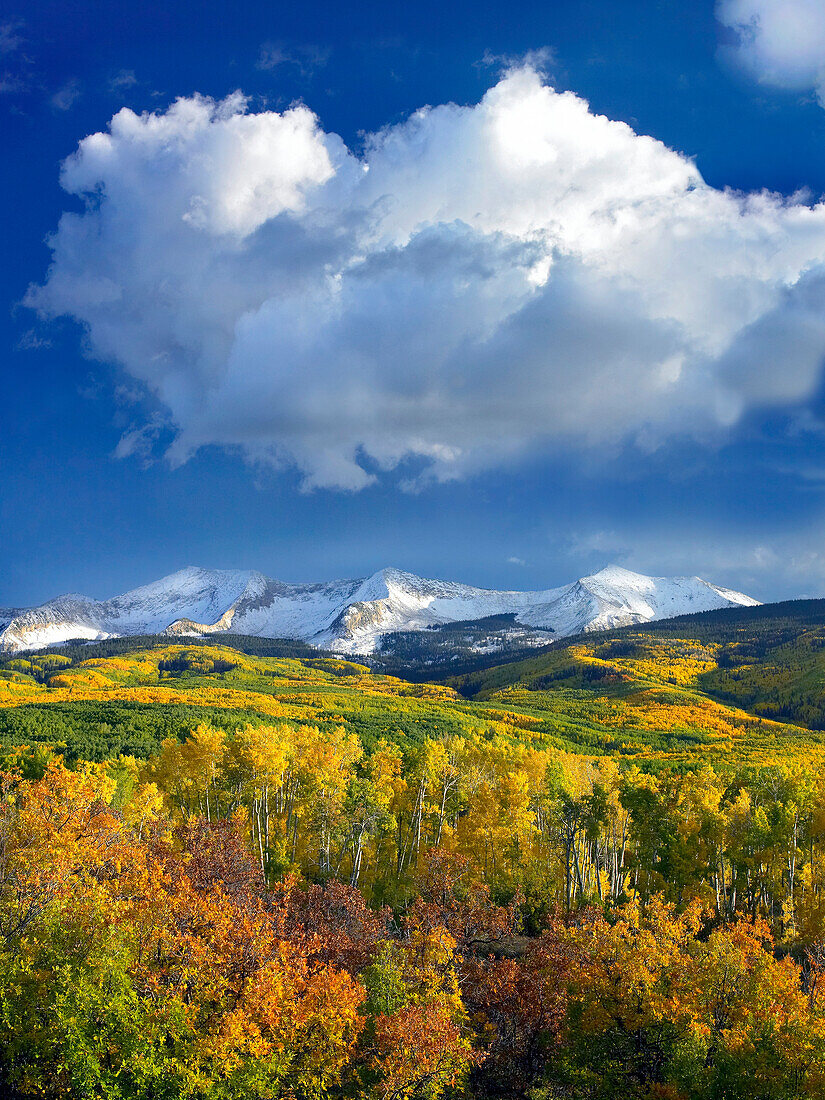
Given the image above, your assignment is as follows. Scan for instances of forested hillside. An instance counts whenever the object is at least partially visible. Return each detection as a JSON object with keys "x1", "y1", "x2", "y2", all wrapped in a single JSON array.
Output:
[
  {"x1": 5, "y1": 624, "x2": 825, "y2": 1097},
  {"x1": 454, "y1": 597, "x2": 825, "y2": 728}
]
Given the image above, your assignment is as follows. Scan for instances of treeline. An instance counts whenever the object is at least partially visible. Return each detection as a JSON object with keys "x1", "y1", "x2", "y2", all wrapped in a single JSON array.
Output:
[
  {"x1": 0, "y1": 632, "x2": 323, "y2": 668},
  {"x1": 3, "y1": 759, "x2": 825, "y2": 1099},
  {"x1": 373, "y1": 616, "x2": 554, "y2": 679}
]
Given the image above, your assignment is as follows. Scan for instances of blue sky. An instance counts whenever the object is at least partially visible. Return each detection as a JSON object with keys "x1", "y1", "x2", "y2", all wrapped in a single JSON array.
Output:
[{"x1": 5, "y1": 0, "x2": 825, "y2": 606}]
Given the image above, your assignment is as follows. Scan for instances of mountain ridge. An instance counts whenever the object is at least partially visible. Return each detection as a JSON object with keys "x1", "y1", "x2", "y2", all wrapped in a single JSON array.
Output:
[{"x1": 0, "y1": 564, "x2": 760, "y2": 656}]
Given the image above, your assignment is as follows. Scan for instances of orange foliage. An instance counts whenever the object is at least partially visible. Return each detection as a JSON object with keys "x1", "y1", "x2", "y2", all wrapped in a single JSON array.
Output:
[{"x1": 371, "y1": 999, "x2": 479, "y2": 1100}]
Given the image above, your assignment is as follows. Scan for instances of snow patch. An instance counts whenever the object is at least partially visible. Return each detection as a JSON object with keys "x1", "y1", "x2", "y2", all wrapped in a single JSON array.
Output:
[{"x1": 0, "y1": 564, "x2": 760, "y2": 656}]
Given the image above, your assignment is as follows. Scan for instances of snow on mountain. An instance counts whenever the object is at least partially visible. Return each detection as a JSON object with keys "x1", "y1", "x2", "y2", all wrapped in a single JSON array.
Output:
[
  {"x1": 0, "y1": 564, "x2": 760, "y2": 656},
  {"x1": 517, "y1": 566, "x2": 760, "y2": 637}
]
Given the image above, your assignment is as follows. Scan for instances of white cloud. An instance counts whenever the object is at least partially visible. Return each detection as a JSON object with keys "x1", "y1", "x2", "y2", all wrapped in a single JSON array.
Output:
[
  {"x1": 0, "y1": 19, "x2": 29, "y2": 99},
  {"x1": 559, "y1": 526, "x2": 825, "y2": 600},
  {"x1": 109, "y1": 69, "x2": 137, "y2": 92},
  {"x1": 477, "y1": 46, "x2": 555, "y2": 74},
  {"x1": 113, "y1": 415, "x2": 165, "y2": 463},
  {"x1": 717, "y1": 0, "x2": 825, "y2": 101},
  {"x1": 0, "y1": 21, "x2": 23, "y2": 56},
  {"x1": 257, "y1": 43, "x2": 329, "y2": 77},
  {"x1": 27, "y1": 66, "x2": 825, "y2": 489},
  {"x1": 16, "y1": 328, "x2": 52, "y2": 350},
  {"x1": 51, "y1": 78, "x2": 81, "y2": 111}
]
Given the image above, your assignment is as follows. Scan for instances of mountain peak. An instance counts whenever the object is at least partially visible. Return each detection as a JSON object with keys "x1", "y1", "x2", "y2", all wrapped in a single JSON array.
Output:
[
  {"x1": 379, "y1": 566, "x2": 422, "y2": 584},
  {"x1": 0, "y1": 564, "x2": 760, "y2": 656},
  {"x1": 584, "y1": 564, "x2": 652, "y2": 585}
]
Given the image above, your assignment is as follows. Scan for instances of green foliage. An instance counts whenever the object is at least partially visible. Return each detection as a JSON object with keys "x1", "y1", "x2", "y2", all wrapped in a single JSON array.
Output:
[
  {"x1": 362, "y1": 941, "x2": 409, "y2": 1016},
  {"x1": 0, "y1": 701, "x2": 273, "y2": 763},
  {"x1": 158, "y1": 650, "x2": 238, "y2": 675},
  {"x1": 0, "y1": 632, "x2": 322, "y2": 665},
  {"x1": 8, "y1": 622, "x2": 825, "y2": 772}
]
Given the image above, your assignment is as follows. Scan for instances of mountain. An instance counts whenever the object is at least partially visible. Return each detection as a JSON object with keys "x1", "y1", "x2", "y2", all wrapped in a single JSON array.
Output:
[{"x1": 0, "y1": 564, "x2": 759, "y2": 658}]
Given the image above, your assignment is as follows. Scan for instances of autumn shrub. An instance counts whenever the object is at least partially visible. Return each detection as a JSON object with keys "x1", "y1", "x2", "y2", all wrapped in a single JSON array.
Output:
[{"x1": 0, "y1": 763, "x2": 365, "y2": 1099}]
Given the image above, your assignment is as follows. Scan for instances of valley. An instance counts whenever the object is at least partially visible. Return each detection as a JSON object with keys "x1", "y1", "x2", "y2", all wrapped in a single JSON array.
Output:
[
  {"x1": 5, "y1": 594, "x2": 825, "y2": 769},
  {"x1": 6, "y1": 598, "x2": 825, "y2": 1098}
]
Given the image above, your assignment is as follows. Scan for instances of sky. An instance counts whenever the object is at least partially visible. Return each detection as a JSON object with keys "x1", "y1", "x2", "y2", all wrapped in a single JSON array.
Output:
[{"x1": 5, "y1": 0, "x2": 825, "y2": 606}]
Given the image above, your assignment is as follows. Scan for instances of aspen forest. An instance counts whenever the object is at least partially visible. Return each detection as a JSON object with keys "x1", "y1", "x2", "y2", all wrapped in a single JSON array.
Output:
[{"x1": 6, "y1": 629, "x2": 825, "y2": 1098}]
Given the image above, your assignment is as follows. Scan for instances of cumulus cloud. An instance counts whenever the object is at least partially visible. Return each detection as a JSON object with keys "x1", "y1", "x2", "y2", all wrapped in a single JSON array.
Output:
[
  {"x1": 717, "y1": 0, "x2": 825, "y2": 100},
  {"x1": 26, "y1": 66, "x2": 825, "y2": 489}
]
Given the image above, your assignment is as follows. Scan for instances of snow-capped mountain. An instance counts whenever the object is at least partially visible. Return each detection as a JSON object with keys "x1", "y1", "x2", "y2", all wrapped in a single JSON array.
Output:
[{"x1": 0, "y1": 564, "x2": 759, "y2": 657}]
